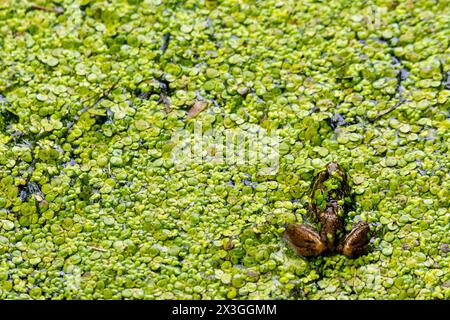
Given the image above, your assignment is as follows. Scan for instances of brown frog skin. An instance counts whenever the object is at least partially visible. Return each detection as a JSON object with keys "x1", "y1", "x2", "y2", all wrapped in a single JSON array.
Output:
[{"x1": 283, "y1": 162, "x2": 371, "y2": 259}]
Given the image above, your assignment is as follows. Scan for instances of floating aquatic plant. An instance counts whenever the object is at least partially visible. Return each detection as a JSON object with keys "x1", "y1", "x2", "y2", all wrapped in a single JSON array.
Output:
[{"x1": 0, "y1": 0, "x2": 448, "y2": 300}]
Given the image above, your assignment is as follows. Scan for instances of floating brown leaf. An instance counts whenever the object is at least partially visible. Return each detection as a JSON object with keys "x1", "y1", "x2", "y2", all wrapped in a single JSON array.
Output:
[{"x1": 187, "y1": 100, "x2": 208, "y2": 119}]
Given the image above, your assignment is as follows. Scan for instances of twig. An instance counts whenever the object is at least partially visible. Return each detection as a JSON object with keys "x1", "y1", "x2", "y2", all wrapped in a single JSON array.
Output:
[
  {"x1": 156, "y1": 78, "x2": 172, "y2": 113},
  {"x1": 369, "y1": 98, "x2": 406, "y2": 123},
  {"x1": 368, "y1": 43, "x2": 409, "y2": 123},
  {"x1": 69, "y1": 78, "x2": 120, "y2": 128},
  {"x1": 84, "y1": 78, "x2": 121, "y2": 112},
  {"x1": 160, "y1": 93, "x2": 172, "y2": 113},
  {"x1": 31, "y1": 4, "x2": 64, "y2": 14},
  {"x1": 87, "y1": 246, "x2": 108, "y2": 253}
]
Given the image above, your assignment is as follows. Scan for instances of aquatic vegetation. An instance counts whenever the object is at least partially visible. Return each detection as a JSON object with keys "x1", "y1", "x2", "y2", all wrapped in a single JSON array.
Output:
[{"x1": 0, "y1": 0, "x2": 449, "y2": 300}]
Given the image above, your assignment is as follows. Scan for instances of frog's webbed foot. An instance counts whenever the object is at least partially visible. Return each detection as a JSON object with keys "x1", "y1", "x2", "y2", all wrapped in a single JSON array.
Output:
[
  {"x1": 283, "y1": 224, "x2": 326, "y2": 257},
  {"x1": 341, "y1": 222, "x2": 370, "y2": 258}
]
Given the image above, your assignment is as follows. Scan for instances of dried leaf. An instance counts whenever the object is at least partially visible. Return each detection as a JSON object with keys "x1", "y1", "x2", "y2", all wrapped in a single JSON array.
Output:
[{"x1": 187, "y1": 100, "x2": 208, "y2": 119}]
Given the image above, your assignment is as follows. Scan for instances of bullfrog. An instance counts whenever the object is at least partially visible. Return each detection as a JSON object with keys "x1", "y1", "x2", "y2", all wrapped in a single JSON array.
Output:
[{"x1": 283, "y1": 162, "x2": 371, "y2": 258}]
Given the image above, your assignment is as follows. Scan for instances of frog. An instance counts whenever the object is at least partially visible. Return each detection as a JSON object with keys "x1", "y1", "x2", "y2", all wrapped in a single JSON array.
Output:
[{"x1": 283, "y1": 162, "x2": 371, "y2": 258}]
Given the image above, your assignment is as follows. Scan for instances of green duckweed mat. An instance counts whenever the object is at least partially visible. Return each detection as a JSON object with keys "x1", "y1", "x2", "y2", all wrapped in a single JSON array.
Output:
[{"x1": 0, "y1": 0, "x2": 449, "y2": 300}]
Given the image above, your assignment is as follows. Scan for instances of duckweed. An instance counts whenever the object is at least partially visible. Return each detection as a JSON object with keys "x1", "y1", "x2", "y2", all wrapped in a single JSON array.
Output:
[{"x1": 0, "y1": 0, "x2": 449, "y2": 300}]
